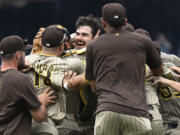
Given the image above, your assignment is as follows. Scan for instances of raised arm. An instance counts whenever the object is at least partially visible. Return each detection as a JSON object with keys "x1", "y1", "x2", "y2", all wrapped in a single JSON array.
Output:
[{"x1": 148, "y1": 76, "x2": 180, "y2": 92}]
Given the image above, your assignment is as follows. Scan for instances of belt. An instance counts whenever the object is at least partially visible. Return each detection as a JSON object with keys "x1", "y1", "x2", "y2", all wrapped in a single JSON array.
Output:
[
  {"x1": 147, "y1": 105, "x2": 154, "y2": 110},
  {"x1": 164, "y1": 123, "x2": 178, "y2": 129},
  {"x1": 147, "y1": 105, "x2": 154, "y2": 121}
]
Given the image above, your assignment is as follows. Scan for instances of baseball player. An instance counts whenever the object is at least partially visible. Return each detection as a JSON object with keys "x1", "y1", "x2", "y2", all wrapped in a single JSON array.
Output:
[
  {"x1": 26, "y1": 26, "x2": 85, "y2": 135},
  {"x1": 135, "y1": 28, "x2": 164, "y2": 135},
  {"x1": 62, "y1": 15, "x2": 104, "y2": 135},
  {"x1": 136, "y1": 28, "x2": 180, "y2": 135},
  {"x1": 85, "y1": 3, "x2": 163, "y2": 135},
  {"x1": 145, "y1": 65, "x2": 164, "y2": 135},
  {"x1": 148, "y1": 62, "x2": 180, "y2": 135}
]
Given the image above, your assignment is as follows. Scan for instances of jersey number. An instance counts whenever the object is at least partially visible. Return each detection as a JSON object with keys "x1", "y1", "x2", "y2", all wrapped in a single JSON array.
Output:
[
  {"x1": 34, "y1": 72, "x2": 51, "y2": 87},
  {"x1": 159, "y1": 87, "x2": 180, "y2": 100}
]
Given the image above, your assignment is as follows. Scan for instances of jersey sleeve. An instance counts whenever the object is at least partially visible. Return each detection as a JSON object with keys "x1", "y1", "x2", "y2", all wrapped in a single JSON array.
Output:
[
  {"x1": 85, "y1": 45, "x2": 94, "y2": 81},
  {"x1": 168, "y1": 54, "x2": 180, "y2": 67},
  {"x1": 68, "y1": 58, "x2": 85, "y2": 74},
  {"x1": 145, "y1": 40, "x2": 162, "y2": 69}
]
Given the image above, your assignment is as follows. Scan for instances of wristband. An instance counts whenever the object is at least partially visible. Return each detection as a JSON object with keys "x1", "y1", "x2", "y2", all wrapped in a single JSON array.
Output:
[{"x1": 63, "y1": 82, "x2": 69, "y2": 90}]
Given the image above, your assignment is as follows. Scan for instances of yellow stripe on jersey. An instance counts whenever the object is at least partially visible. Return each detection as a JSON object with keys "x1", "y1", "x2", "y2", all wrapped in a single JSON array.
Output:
[
  {"x1": 79, "y1": 88, "x2": 88, "y2": 115},
  {"x1": 173, "y1": 91, "x2": 180, "y2": 98},
  {"x1": 76, "y1": 48, "x2": 86, "y2": 55},
  {"x1": 62, "y1": 50, "x2": 77, "y2": 58},
  {"x1": 36, "y1": 53, "x2": 57, "y2": 57}
]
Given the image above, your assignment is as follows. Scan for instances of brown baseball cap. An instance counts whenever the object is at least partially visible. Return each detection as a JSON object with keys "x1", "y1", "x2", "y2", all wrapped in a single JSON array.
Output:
[
  {"x1": 42, "y1": 26, "x2": 68, "y2": 48},
  {"x1": 102, "y1": 3, "x2": 126, "y2": 27},
  {"x1": 0, "y1": 35, "x2": 32, "y2": 55}
]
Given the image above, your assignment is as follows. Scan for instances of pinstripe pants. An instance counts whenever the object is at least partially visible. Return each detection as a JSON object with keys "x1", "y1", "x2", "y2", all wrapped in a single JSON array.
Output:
[
  {"x1": 31, "y1": 118, "x2": 58, "y2": 135},
  {"x1": 147, "y1": 105, "x2": 164, "y2": 135},
  {"x1": 56, "y1": 114, "x2": 81, "y2": 135},
  {"x1": 55, "y1": 113, "x2": 94, "y2": 135},
  {"x1": 94, "y1": 111, "x2": 152, "y2": 135}
]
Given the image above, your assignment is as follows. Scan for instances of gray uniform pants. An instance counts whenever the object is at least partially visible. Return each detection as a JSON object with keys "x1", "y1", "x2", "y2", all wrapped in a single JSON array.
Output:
[
  {"x1": 31, "y1": 118, "x2": 58, "y2": 135},
  {"x1": 94, "y1": 111, "x2": 152, "y2": 135},
  {"x1": 147, "y1": 104, "x2": 164, "y2": 135},
  {"x1": 56, "y1": 114, "x2": 93, "y2": 135}
]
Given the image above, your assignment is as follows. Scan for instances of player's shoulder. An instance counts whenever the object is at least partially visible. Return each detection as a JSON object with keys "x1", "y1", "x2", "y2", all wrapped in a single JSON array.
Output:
[
  {"x1": 26, "y1": 54, "x2": 42, "y2": 62},
  {"x1": 130, "y1": 32, "x2": 153, "y2": 46},
  {"x1": 26, "y1": 53, "x2": 65, "y2": 66},
  {"x1": 87, "y1": 34, "x2": 106, "y2": 47},
  {"x1": 161, "y1": 52, "x2": 180, "y2": 66},
  {"x1": 62, "y1": 49, "x2": 77, "y2": 58},
  {"x1": 63, "y1": 48, "x2": 86, "y2": 58},
  {"x1": 10, "y1": 69, "x2": 30, "y2": 82}
]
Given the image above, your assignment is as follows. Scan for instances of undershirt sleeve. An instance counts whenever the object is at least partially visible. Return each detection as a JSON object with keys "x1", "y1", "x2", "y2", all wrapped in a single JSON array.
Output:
[
  {"x1": 85, "y1": 45, "x2": 95, "y2": 81},
  {"x1": 146, "y1": 40, "x2": 162, "y2": 69}
]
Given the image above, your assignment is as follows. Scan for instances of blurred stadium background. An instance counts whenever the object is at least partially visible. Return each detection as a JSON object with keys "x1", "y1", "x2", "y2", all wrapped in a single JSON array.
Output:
[{"x1": 0, "y1": 0, "x2": 179, "y2": 55}]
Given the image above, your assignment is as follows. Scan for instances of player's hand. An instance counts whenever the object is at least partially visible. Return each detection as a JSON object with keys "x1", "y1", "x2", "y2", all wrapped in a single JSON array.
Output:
[
  {"x1": 147, "y1": 76, "x2": 170, "y2": 87},
  {"x1": 146, "y1": 71, "x2": 154, "y2": 80},
  {"x1": 38, "y1": 87, "x2": 56, "y2": 106},
  {"x1": 171, "y1": 66, "x2": 180, "y2": 77},
  {"x1": 63, "y1": 70, "x2": 77, "y2": 90}
]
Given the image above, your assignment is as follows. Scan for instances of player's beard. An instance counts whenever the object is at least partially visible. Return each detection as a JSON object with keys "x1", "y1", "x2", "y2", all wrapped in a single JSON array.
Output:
[{"x1": 17, "y1": 52, "x2": 26, "y2": 70}]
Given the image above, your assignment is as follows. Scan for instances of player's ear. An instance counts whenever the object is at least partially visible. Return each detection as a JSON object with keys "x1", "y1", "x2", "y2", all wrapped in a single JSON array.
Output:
[
  {"x1": 94, "y1": 29, "x2": 100, "y2": 39},
  {"x1": 60, "y1": 43, "x2": 65, "y2": 51},
  {"x1": 102, "y1": 19, "x2": 107, "y2": 28},
  {"x1": 124, "y1": 18, "x2": 128, "y2": 26},
  {"x1": 15, "y1": 51, "x2": 20, "y2": 59},
  {"x1": 57, "y1": 43, "x2": 64, "y2": 55}
]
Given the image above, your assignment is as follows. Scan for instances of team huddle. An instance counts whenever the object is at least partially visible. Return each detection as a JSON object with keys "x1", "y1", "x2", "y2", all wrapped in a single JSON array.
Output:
[{"x1": 0, "y1": 2, "x2": 180, "y2": 135}]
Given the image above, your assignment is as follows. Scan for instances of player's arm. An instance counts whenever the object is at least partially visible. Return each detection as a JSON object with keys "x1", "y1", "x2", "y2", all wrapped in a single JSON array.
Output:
[
  {"x1": 148, "y1": 76, "x2": 180, "y2": 92},
  {"x1": 63, "y1": 71, "x2": 97, "y2": 92},
  {"x1": 150, "y1": 66, "x2": 164, "y2": 76},
  {"x1": 146, "y1": 39, "x2": 164, "y2": 76},
  {"x1": 30, "y1": 87, "x2": 56, "y2": 122},
  {"x1": 63, "y1": 71, "x2": 88, "y2": 91},
  {"x1": 85, "y1": 44, "x2": 96, "y2": 92},
  {"x1": 171, "y1": 66, "x2": 180, "y2": 75}
]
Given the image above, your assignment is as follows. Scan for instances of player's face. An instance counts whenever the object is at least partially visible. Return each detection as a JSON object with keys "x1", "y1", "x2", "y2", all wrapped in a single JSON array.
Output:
[
  {"x1": 74, "y1": 26, "x2": 93, "y2": 50},
  {"x1": 17, "y1": 51, "x2": 25, "y2": 70}
]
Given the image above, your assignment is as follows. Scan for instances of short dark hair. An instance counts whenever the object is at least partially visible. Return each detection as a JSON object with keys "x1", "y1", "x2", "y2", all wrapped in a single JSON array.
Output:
[
  {"x1": 1, "y1": 53, "x2": 15, "y2": 61},
  {"x1": 102, "y1": 3, "x2": 126, "y2": 27},
  {"x1": 75, "y1": 15, "x2": 103, "y2": 37}
]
